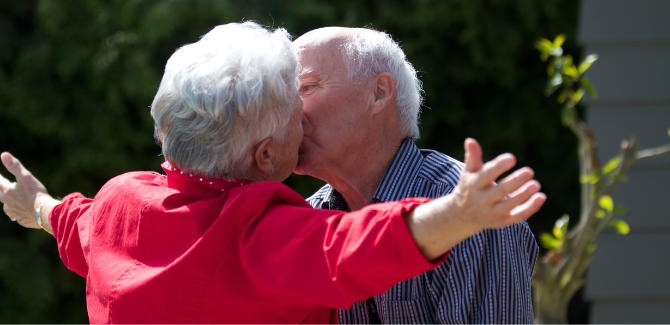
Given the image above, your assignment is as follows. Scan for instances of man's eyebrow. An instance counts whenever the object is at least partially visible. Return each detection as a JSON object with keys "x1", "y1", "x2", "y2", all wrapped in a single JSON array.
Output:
[
  {"x1": 299, "y1": 68, "x2": 329, "y2": 80},
  {"x1": 298, "y1": 68, "x2": 315, "y2": 78}
]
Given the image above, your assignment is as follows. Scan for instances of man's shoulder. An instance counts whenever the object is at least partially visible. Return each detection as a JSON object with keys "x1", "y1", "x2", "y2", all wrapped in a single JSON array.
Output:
[{"x1": 416, "y1": 148, "x2": 465, "y2": 187}]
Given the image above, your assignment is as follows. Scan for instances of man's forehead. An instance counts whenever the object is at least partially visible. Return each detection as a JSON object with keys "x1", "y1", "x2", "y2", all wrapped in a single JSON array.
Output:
[
  {"x1": 296, "y1": 48, "x2": 341, "y2": 79},
  {"x1": 294, "y1": 27, "x2": 353, "y2": 48},
  {"x1": 295, "y1": 27, "x2": 360, "y2": 79}
]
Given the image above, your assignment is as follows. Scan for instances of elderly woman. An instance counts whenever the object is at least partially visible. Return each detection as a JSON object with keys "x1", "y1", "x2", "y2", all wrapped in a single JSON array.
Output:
[{"x1": 0, "y1": 22, "x2": 545, "y2": 323}]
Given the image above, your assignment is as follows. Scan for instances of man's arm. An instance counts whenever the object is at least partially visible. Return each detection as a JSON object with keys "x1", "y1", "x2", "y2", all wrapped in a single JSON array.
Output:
[{"x1": 423, "y1": 140, "x2": 540, "y2": 323}]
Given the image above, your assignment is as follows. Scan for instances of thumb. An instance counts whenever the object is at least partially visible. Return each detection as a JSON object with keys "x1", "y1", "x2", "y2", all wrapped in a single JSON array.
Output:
[
  {"x1": 1, "y1": 152, "x2": 30, "y2": 178},
  {"x1": 464, "y1": 138, "x2": 484, "y2": 172}
]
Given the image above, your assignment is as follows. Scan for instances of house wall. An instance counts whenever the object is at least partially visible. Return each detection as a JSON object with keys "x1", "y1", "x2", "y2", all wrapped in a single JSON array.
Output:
[{"x1": 579, "y1": 0, "x2": 670, "y2": 323}]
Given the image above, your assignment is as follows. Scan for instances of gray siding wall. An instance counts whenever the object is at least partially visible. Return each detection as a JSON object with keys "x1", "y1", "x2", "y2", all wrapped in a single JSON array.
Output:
[{"x1": 579, "y1": 0, "x2": 670, "y2": 323}]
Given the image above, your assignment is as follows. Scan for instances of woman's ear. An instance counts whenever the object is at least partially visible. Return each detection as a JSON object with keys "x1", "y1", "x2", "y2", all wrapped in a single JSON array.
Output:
[{"x1": 253, "y1": 137, "x2": 275, "y2": 178}]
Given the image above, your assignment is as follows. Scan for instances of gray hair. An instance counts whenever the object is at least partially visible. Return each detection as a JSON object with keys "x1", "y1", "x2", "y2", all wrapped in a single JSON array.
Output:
[
  {"x1": 151, "y1": 22, "x2": 300, "y2": 179},
  {"x1": 342, "y1": 29, "x2": 423, "y2": 139}
]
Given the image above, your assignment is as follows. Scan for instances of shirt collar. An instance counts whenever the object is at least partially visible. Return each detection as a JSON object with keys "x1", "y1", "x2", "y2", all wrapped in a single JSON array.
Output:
[
  {"x1": 320, "y1": 138, "x2": 425, "y2": 211},
  {"x1": 371, "y1": 137, "x2": 424, "y2": 203},
  {"x1": 161, "y1": 161, "x2": 251, "y2": 194}
]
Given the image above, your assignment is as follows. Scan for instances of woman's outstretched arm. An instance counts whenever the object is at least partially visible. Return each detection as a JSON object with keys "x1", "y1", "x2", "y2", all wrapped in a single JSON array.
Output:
[
  {"x1": 405, "y1": 138, "x2": 546, "y2": 260},
  {"x1": 0, "y1": 152, "x2": 61, "y2": 234}
]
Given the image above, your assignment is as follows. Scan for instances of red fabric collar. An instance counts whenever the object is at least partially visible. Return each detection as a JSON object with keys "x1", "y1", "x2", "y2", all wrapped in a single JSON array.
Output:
[{"x1": 161, "y1": 161, "x2": 251, "y2": 193}]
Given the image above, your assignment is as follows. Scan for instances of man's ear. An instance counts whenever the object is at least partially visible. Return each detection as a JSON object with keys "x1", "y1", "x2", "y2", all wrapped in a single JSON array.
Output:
[
  {"x1": 253, "y1": 137, "x2": 275, "y2": 177},
  {"x1": 370, "y1": 72, "x2": 397, "y2": 115}
]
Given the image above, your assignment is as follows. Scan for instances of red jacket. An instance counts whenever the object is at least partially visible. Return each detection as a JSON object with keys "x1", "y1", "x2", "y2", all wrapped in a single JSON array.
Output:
[{"x1": 49, "y1": 162, "x2": 443, "y2": 323}]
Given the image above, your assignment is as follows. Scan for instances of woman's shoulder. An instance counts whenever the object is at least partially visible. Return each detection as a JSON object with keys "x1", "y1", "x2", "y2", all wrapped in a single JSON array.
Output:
[
  {"x1": 236, "y1": 181, "x2": 312, "y2": 208},
  {"x1": 108, "y1": 170, "x2": 165, "y2": 185},
  {"x1": 96, "y1": 171, "x2": 167, "y2": 197}
]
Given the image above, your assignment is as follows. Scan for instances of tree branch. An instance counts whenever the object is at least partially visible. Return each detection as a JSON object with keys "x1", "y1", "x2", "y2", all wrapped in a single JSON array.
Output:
[{"x1": 636, "y1": 143, "x2": 670, "y2": 160}]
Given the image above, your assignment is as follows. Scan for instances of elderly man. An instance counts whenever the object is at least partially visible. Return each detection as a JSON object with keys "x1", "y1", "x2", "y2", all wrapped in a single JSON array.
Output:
[{"x1": 294, "y1": 27, "x2": 539, "y2": 323}]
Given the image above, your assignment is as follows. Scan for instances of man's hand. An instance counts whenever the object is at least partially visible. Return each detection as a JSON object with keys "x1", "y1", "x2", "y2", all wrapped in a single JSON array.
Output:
[
  {"x1": 0, "y1": 152, "x2": 55, "y2": 229},
  {"x1": 406, "y1": 138, "x2": 546, "y2": 260}
]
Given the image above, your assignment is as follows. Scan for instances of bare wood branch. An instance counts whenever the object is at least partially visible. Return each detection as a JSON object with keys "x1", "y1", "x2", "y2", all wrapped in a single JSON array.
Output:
[
  {"x1": 557, "y1": 109, "x2": 597, "y2": 281},
  {"x1": 605, "y1": 137, "x2": 638, "y2": 197},
  {"x1": 635, "y1": 143, "x2": 670, "y2": 160}
]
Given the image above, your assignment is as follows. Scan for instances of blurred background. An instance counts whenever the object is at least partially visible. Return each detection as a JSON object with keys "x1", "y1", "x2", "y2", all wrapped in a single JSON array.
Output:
[{"x1": 0, "y1": 0, "x2": 667, "y2": 323}]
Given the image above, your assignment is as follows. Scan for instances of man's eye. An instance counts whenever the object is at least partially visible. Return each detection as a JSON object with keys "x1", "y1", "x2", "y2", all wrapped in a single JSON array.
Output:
[{"x1": 301, "y1": 84, "x2": 313, "y2": 92}]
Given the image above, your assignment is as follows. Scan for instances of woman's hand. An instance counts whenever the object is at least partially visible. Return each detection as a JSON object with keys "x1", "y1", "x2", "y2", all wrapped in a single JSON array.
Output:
[
  {"x1": 0, "y1": 152, "x2": 56, "y2": 230},
  {"x1": 406, "y1": 138, "x2": 546, "y2": 260}
]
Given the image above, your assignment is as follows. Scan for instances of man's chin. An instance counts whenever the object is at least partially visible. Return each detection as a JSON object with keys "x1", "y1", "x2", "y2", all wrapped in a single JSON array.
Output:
[
  {"x1": 293, "y1": 155, "x2": 312, "y2": 176},
  {"x1": 293, "y1": 163, "x2": 309, "y2": 176}
]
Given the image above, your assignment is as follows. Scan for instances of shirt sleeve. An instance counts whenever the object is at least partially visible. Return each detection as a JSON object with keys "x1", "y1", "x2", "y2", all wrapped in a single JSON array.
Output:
[
  {"x1": 49, "y1": 192, "x2": 94, "y2": 278},
  {"x1": 239, "y1": 193, "x2": 447, "y2": 309}
]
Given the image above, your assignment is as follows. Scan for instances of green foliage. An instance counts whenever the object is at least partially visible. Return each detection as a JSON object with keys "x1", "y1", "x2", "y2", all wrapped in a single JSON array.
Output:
[
  {"x1": 0, "y1": 0, "x2": 581, "y2": 321},
  {"x1": 599, "y1": 195, "x2": 613, "y2": 213},
  {"x1": 537, "y1": 35, "x2": 597, "y2": 105},
  {"x1": 608, "y1": 219, "x2": 630, "y2": 235},
  {"x1": 536, "y1": 34, "x2": 631, "y2": 243},
  {"x1": 579, "y1": 172, "x2": 600, "y2": 184},
  {"x1": 577, "y1": 54, "x2": 598, "y2": 76},
  {"x1": 602, "y1": 156, "x2": 622, "y2": 174},
  {"x1": 539, "y1": 232, "x2": 562, "y2": 250},
  {"x1": 539, "y1": 214, "x2": 569, "y2": 251},
  {"x1": 539, "y1": 214, "x2": 570, "y2": 252},
  {"x1": 586, "y1": 240, "x2": 597, "y2": 253},
  {"x1": 532, "y1": 34, "x2": 636, "y2": 323},
  {"x1": 553, "y1": 214, "x2": 569, "y2": 240}
]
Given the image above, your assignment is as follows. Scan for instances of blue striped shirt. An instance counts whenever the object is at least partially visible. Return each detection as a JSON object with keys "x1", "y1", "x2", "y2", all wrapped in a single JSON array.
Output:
[{"x1": 307, "y1": 138, "x2": 538, "y2": 324}]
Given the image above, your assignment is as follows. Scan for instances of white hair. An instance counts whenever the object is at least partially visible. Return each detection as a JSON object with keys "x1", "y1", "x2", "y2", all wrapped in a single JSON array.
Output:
[
  {"x1": 151, "y1": 22, "x2": 300, "y2": 179},
  {"x1": 342, "y1": 29, "x2": 423, "y2": 139}
]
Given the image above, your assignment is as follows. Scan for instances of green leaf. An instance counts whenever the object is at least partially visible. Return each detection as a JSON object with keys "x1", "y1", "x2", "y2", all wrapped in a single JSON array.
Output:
[
  {"x1": 540, "y1": 52, "x2": 549, "y2": 62},
  {"x1": 553, "y1": 34, "x2": 566, "y2": 48},
  {"x1": 580, "y1": 77, "x2": 597, "y2": 98},
  {"x1": 587, "y1": 241, "x2": 597, "y2": 253},
  {"x1": 550, "y1": 46, "x2": 564, "y2": 57},
  {"x1": 609, "y1": 219, "x2": 630, "y2": 235},
  {"x1": 579, "y1": 172, "x2": 600, "y2": 184},
  {"x1": 546, "y1": 58, "x2": 555, "y2": 75},
  {"x1": 611, "y1": 173, "x2": 628, "y2": 182},
  {"x1": 614, "y1": 204, "x2": 628, "y2": 215},
  {"x1": 557, "y1": 88, "x2": 568, "y2": 104},
  {"x1": 545, "y1": 73, "x2": 562, "y2": 96},
  {"x1": 553, "y1": 214, "x2": 570, "y2": 239},
  {"x1": 564, "y1": 64, "x2": 578, "y2": 78},
  {"x1": 577, "y1": 53, "x2": 598, "y2": 75},
  {"x1": 559, "y1": 271, "x2": 572, "y2": 288},
  {"x1": 595, "y1": 209, "x2": 606, "y2": 219},
  {"x1": 535, "y1": 38, "x2": 554, "y2": 54},
  {"x1": 602, "y1": 156, "x2": 622, "y2": 174},
  {"x1": 599, "y1": 195, "x2": 614, "y2": 213},
  {"x1": 560, "y1": 105, "x2": 571, "y2": 126},
  {"x1": 564, "y1": 55, "x2": 573, "y2": 68},
  {"x1": 571, "y1": 88, "x2": 585, "y2": 103},
  {"x1": 539, "y1": 232, "x2": 562, "y2": 250}
]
